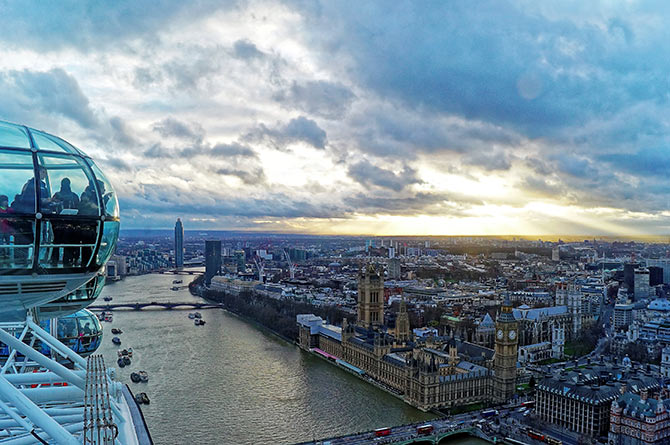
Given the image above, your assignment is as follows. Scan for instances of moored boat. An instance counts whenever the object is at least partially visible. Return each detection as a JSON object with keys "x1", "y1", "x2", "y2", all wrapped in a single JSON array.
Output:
[
  {"x1": 112, "y1": 336, "x2": 121, "y2": 345},
  {"x1": 135, "y1": 392, "x2": 150, "y2": 405}
]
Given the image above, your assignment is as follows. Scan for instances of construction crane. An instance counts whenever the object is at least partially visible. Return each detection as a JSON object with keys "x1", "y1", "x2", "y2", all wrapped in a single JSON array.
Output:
[
  {"x1": 253, "y1": 256, "x2": 265, "y2": 282},
  {"x1": 284, "y1": 249, "x2": 296, "y2": 279}
]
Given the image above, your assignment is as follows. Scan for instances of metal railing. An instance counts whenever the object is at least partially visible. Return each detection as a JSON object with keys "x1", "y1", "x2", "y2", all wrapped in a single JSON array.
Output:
[{"x1": 83, "y1": 355, "x2": 118, "y2": 444}]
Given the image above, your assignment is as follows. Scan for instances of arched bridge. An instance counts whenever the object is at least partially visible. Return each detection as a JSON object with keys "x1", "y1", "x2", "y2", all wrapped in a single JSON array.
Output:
[
  {"x1": 394, "y1": 429, "x2": 489, "y2": 445},
  {"x1": 296, "y1": 426, "x2": 493, "y2": 445},
  {"x1": 88, "y1": 302, "x2": 224, "y2": 311}
]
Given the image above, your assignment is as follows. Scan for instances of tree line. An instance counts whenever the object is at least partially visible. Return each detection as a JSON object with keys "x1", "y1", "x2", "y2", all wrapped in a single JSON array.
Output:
[{"x1": 189, "y1": 276, "x2": 349, "y2": 341}]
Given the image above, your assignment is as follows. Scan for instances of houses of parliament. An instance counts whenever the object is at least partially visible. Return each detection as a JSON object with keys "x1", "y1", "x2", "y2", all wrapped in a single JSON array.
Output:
[{"x1": 297, "y1": 264, "x2": 519, "y2": 411}]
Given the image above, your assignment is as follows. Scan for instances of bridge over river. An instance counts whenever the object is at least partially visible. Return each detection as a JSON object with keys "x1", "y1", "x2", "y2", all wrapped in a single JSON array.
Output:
[
  {"x1": 296, "y1": 425, "x2": 499, "y2": 445},
  {"x1": 88, "y1": 302, "x2": 224, "y2": 311}
]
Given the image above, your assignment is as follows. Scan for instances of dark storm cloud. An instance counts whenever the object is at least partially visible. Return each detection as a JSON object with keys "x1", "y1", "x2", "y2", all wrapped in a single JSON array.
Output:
[
  {"x1": 245, "y1": 116, "x2": 327, "y2": 149},
  {"x1": 0, "y1": 68, "x2": 98, "y2": 129},
  {"x1": 347, "y1": 160, "x2": 421, "y2": 192},
  {"x1": 215, "y1": 168, "x2": 266, "y2": 185},
  {"x1": 144, "y1": 141, "x2": 258, "y2": 159},
  {"x1": 100, "y1": 157, "x2": 133, "y2": 172},
  {"x1": 0, "y1": 1, "x2": 238, "y2": 52},
  {"x1": 346, "y1": 106, "x2": 523, "y2": 159},
  {"x1": 600, "y1": 148, "x2": 670, "y2": 177},
  {"x1": 146, "y1": 117, "x2": 258, "y2": 159},
  {"x1": 232, "y1": 39, "x2": 266, "y2": 60},
  {"x1": 462, "y1": 150, "x2": 513, "y2": 171},
  {"x1": 344, "y1": 192, "x2": 478, "y2": 216},
  {"x1": 152, "y1": 117, "x2": 204, "y2": 142},
  {"x1": 109, "y1": 117, "x2": 137, "y2": 147},
  {"x1": 121, "y1": 185, "x2": 341, "y2": 219},
  {"x1": 133, "y1": 67, "x2": 164, "y2": 88},
  {"x1": 273, "y1": 80, "x2": 356, "y2": 119},
  {"x1": 293, "y1": 1, "x2": 670, "y2": 138}
]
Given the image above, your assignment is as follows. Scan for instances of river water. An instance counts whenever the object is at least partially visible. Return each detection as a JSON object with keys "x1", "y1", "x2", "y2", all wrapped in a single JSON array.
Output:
[{"x1": 98, "y1": 274, "x2": 434, "y2": 444}]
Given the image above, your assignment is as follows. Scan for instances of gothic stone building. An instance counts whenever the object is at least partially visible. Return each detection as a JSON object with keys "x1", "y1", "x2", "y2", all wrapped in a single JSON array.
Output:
[{"x1": 297, "y1": 264, "x2": 519, "y2": 411}]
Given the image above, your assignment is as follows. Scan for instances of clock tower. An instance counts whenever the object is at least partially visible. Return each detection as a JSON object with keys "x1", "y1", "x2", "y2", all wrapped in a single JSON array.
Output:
[{"x1": 493, "y1": 296, "x2": 518, "y2": 403}]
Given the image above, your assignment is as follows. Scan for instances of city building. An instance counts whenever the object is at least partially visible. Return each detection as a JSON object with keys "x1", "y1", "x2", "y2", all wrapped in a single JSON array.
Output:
[
  {"x1": 552, "y1": 325, "x2": 565, "y2": 359},
  {"x1": 649, "y1": 266, "x2": 664, "y2": 287},
  {"x1": 609, "y1": 390, "x2": 670, "y2": 445},
  {"x1": 205, "y1": 240, "x2": 222, "y2": 286},
  {"x1": 552, "y1": 247, "x2": 560, "y2": 261},
  {"x1": 639, "y1": 318, "x2": 670, "y2": 343},
  {"x1": 537, "y1": 363, "x2": 659, "y2": 438},
  {"x1": 387, "y1": 257, "x2": 401, "y2": 280},
  {"x1": 625, "y1": 263, "x2": 639, "y2": 293},
  {"x1": 474, "y1": 313, "x2": 495, "y2": 349},
  {"x1": 556, "y1": 283, "x2": 585, "y2": 335},
  {"x1": 662, "y1": 346, "x2": 670, "y2": 379},
  {"x1": 647, "y1": 259, "x2": 670, "y2": 285},
  {"x1": 517, "y1": 341, "x2": 552, "y2": 364},
  {"x1": 615, "y1": 303, "x2": 635, "y2": 330},
  {"x1": 174, "y1": 218, "x2": 184, "y2": 269},
  {"x1": 512, "y1": 304, "x2": 570, "y2": 345},
  {"x1": 635, "y1": 268, "x2": 652, "y2": 301}
]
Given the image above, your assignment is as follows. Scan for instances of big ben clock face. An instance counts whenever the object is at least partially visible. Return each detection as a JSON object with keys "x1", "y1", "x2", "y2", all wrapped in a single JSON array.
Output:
[
  {"x1": 497, "y1": 329, "x2": 504, "y2": 339},
  {"x1": 509, "y1": 330, "x2": 516, "y2": 340}
]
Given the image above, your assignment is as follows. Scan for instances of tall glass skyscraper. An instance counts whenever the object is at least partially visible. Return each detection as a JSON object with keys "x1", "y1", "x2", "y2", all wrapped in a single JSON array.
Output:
[
  {"x1": 175, "y1": 218, "x2": 184, "y2": 269},
  {"x1": 205, "y1": 240, "x2": 222, "y2": 286}
]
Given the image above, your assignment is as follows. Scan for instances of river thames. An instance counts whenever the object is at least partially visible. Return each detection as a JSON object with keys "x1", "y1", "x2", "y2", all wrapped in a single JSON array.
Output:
[{"x1": 98, "y1": 274, "x2": 434, "y2": 444}]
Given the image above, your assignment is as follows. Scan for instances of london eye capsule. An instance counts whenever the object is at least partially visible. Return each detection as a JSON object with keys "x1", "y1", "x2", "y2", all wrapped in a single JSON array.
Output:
[{"x1": 0, "y1": 120, "x2": 120, "y2": 321}]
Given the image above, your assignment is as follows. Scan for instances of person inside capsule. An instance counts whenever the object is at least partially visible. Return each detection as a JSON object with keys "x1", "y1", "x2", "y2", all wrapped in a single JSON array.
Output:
[
  {"x1": 50, "y1": 177, "x2": 80, "y2": 267},
  {"x1": 9, "y1": 166, "x2": 53, "y2": 265}
]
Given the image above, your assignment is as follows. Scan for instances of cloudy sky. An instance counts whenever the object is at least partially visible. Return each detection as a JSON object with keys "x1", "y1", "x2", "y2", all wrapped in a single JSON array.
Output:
[{"x1": 1, "y1": 1, "x2": 670, "y2": 236}]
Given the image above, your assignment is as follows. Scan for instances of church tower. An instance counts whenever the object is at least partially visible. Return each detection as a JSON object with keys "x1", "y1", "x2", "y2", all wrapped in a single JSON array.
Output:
[
  {"x1": 394, "y1": 297, "x2": 410, "y2": 343},
  {"x1": 493, "y1": 296, "x2": 518, "y2": 403},
  {"x1": 357, "y1": 264, "x2": 384, "y2": 329}
]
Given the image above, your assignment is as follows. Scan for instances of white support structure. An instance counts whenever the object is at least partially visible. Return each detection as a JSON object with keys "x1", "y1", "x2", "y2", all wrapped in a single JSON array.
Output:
[
  {"x1": 0, "y1": 316, "x2": 129, "y2": 444},
  {"x1": 253, "y1": 257, "x2": 265, "y2": 282},
  {"x1": 283, "y1": 250, "x2": 296, "y2": 279}
]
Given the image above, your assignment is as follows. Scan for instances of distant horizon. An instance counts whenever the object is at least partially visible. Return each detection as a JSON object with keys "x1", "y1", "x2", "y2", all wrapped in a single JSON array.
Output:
[{"x1": 119, "y1": 227, "x2": 670, "y2": 243}]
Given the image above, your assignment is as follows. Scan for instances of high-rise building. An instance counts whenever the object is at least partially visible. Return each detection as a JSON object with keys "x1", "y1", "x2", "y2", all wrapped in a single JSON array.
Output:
[
  {"x1": 649, "y1": 266, "x2": 664, "y2": 287},
  {"x1": 356, "y1": 264, "x2": 384, "y2": 328},
  {"x1": 493, "y1": 296, "x2": 518, "y2": 403},
  {"x1": 387, "y1": 257, "x2": 401, "y2": 280},
  {"x1": 551, "y1": 246, "x2": 560, "y2": 261},
  {"x1": 624, "y1": 263, "x2": 639, "y2": 292},
  {"x1": 205, "y1": 240, "x2": 222, "y2": 286},
  {"x1": 174, "y1": 218, "x2": 184, "y2": 269},
  {"x1": 634, "y1": 268, "x2": 651, "y2": 300},
  {"x1": 647, "y1": 259, "x2": 670, "y2": 284},
  {"x1": 234, "y1": 250, "x2": 246, "y2": 273}
]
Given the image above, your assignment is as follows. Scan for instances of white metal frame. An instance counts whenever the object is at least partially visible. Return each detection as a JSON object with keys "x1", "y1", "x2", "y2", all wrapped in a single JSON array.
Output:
[{"x1": 0, "y1": 314, "x2": 130, "y2": 444}]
